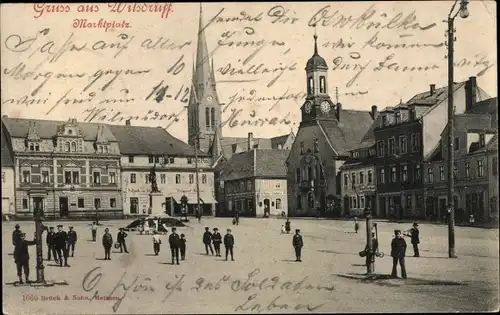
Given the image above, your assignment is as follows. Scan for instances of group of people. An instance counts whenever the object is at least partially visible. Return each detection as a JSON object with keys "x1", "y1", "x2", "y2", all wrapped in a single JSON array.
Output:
[
  {"x1": 202, "y1": 227, "x2": 235, "y2": 261},
  {"x1": 99, "y1": 226, "x2": 130, "y2": 260}
]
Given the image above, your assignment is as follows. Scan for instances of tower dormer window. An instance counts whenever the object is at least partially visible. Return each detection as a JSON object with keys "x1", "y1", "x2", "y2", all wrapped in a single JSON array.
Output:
[
  {"x1": 319, "y1": 76, "x2": 326, "y2": 93},
  {"x1": 65, "y1": 141, "x2": 70, "y2": 152},
  {"x1": 71, "y1": 142, "x2": 76, "y2": 152},
  {"x1": 308, "y1": 77, "x2": 314, "y2": 95}
]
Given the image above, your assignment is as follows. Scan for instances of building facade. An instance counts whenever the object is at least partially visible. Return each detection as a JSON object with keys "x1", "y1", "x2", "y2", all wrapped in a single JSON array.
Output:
[
  {"x1": 1, "y1": 125, "x2": 15, "y2": 214},
  {"x1": 219, "y1": 148, "x2": 289, "y2": 217},
  {"x1": 2, "y1": 117, "x2": 123, "y2": 218},
  {"x1": 110, "y1": 123, "x2": 216, "y2": 217}
]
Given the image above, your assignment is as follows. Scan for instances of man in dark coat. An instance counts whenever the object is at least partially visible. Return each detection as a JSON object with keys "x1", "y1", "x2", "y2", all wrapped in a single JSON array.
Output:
[
  {"x1": 223, "y1": 229, "x2": 235, "y2": 261},
  {"x1": 292, "y1": 229, "x2": 304, "y2": 262},
  {"x1": 169, "y1": 227, "x2": 180, "y2": 265},
  {"x1": 405, "y1": 223, "x2": 420, "y2": 257},
  {"x1": 14, "y1": 232, "x2": 37, "y2": 284},
  {"x1": 117, "y1": 228, "x2": 129, "y2": 253},
  {"x1": 67, "y1": 226, "x2": 78, "y2": 257},
  {"x1": 46, "y1": 226, "x2": 58, "y2": 263},
  {"x1": 102, "y1": 228, "x2": 113, "y2": 260},
  {"x1": 212, "y1": 228, "x2": 222, "y2": 257},
  {"x1": 391, "y1": 229, "x2": 407, "y2": 279},
  {"x1": 203, "y1": 227, "x2": 214, "y2": 255},
  {"x1": 55, "y1": 225, "x2": 70, "y2": 267},
  {"x1": 234, "y1": 210, "x2": 240, "y2": 225},
  {"x1": 12, "y1": 224, "x2": 23, "y2": 254}
]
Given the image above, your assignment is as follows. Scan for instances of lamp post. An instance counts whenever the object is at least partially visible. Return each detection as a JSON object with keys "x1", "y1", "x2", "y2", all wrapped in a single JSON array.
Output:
[
  {"x1": 446, "y1": 0, "x2": 469, "y2": 259},
  {"x1": 34, "y1": 207, "x2": 45, "y2": 283}
]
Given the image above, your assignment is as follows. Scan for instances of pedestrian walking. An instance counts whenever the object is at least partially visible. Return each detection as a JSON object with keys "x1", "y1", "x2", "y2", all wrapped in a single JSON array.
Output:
[
  {"x1": 117, "y1": 228, "x2": 129, "y2": 253},
  {"x1": 404, "y1": 223, "x2": 420, "y2": 257},
  {"x1": 292, "y1": 229, "x2": 304, "y2": 262},
  {"x1": 285, "y1": 219, "x2": 291, "y2": 234},
  {"x1": 12, "y1": 224, "x2": 22, "y2": 254},
  {"x1": 235, "y1": 210, "x2": 240, "y2": 225},
  {"x1": 55, "y1": 225, "x2": 70, "y2": 267},
  {"x1": 102, "y1": 228, "x2": 113, "y2": 260},
  {"x1": 152, "y1": 231, "x2": 162, "y2": 255},
  {"x1": 223, "y1": 229, "x2": 235, "y2": 261},
  {"x1": 180, "y1": 233, "x2": 187, "y2": 260},
  {"x1": 195, "y1": 207, "x2": 201, "y2": 223},
  {"x1": 91, "y1": 222, "x2": 98, "y2": 241},
  {"x1": 354, "y1": 217, "x2": 359, "y2": 233},
  {"x1": 67, "y1": 226, "x2": 77, "y2": 257},
  {"x1": 212, "y1": 228, "x2": 222, "y2": 257},
  {"x1": 203, "y1": 227, "x2": 214, "y2": 255},
  {"x1": 390, "y1": 229, "x2": 407, "y2": 279},
  {"x1": 13, "y1": 232, "x2": 37, "y2": 284},
  {"x1": 46, "y1": 226, "x2": 58, "y2": 263},
  {"x1": 169, "y1": 227, "x2": 180, "y2": 265},
  {"x1": 281, "y1": 225, "x2": 286, "y2": 234}
]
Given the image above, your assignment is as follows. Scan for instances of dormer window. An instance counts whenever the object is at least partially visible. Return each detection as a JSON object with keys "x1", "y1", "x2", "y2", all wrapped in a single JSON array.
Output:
[
  {"x1": 382, "y1": 115, "x2": 388, "y2": 127},
  {"x1": 409, "y1": 109, "x2": 416, "y2": 120},
  {"x1": 395, "y1": 112, "x2": 401, "y2": 124},
  {"x1": 27, "y1": 142, "x2": 40, "y2": 151}
]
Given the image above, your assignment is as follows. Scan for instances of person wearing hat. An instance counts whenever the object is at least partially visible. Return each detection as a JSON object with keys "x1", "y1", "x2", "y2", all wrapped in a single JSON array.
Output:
[
  {"x1": 55, "y1": 225, "x2": 70, "y2": 267},
  {"x1": 91, "y1": 222, "x2": 98, "y2": 242},
  {"x1": 203, "y1": 227, "x2": 214, "y2": 255},
  {"x1": 152, "y1": 231, "x2": 162, "y2": 256},
  {"x1": 168, "y1": 227, "x2": 180, "y2": 265},
  {"x1": 46, "y1": 226, "x2": 58, "y2": 263},
  {"x1": 117, "y1": 228, "x2": 129, "y2": 253},
  {"x1": 179, "y1": 233, "x2": 187, "y2": 260},
  {"x1": 390, "y1": 229, "x2": 407, "y2": 279},
  {"x1": 12, "y1": 224, "x2": 23, "y2": 255},
  {"x1": 14, "y1": 232, "x2": 37, "y2": 284},
  {"x1": 404, "y1": 223, "x2": 420, "y2": 257},
  {"x1": 223, "y1": 229, "x2": 235, "y2": 261},
  {"x1": 292, "y1": 229, "x2": 304, "y2": 262},
  {"x1": 67, "y1": 226, "x2": 78, "y2": 257},
  {"x1": 212, "y1": 228, "x2": 222, "y2": 257},
  {"x1": 102, "y1": 228, "x2": 113, "y2": 260}
]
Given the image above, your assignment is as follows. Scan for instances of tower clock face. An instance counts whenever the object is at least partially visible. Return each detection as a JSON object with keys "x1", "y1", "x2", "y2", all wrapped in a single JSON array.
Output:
[
  {"x1": 206, "y1": 96, "x2": 213, "y2": 104},
  {"x1": 304, "y1": 101, "x2": 312, "y2": 113},
  {"x1": 320, "y1": 101, "x2": 330, "y2": 113}
]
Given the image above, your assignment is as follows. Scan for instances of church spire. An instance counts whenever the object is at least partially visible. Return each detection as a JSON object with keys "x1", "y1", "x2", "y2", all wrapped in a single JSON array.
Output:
[
  {"x1": 313, "y1": 23, "x2": 318, "y2": 55},
  {"x1": 195, "y1": 3, "x2": 212, "y2": 89}
]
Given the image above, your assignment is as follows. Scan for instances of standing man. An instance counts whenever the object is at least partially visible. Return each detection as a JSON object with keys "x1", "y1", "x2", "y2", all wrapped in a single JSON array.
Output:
[
  {"x1": 404, "y1": 223, "x2": 420, "y2": 257},
  {"x1": 67, "y1": 226, "x2": 77, "y2": 257},
  {"x1": 12, "y1": 224, "x2": 23, "y2": 254},
  {"x1": 285, "y1": 219, "x2": 291, "y2": 234},
  {"x1": 203, "y1": 227, "x2": 214, "y2": 255},
  {"x1": 212, "y1": 228, "x2": 222, "y2": 257},
  {"x1": 117, "y1": 228, "x2": 129, "y2": 253},
  {"x1": 292, "y1": 229, "x2": 304, "y2": 262},
  {"x1": 13, "y1": 232, "x2": 37, "y2": 284},
  {"x1": 390, "y1": 229, "x2": 407, "y2": 279},
  {"x1": 91, "y1": 222, "x2": 98, "y2": 242},
  {"x1": 169, "y1": 227, "x2": 180, "y2": 265},
  {"x1": 223, "y1": 229, "x2": 235, "y2": 261},
  {"x1": 235, "y1": 210, "x2": 240, "y2": 226},
  {"x1": 55, "y1": 225, "x2": 70, "y2": 267},
  {"x1": 102, "y1": 228, "x2": 113, "y2": 260},
  {"x1": 46, "y1": 226, "x2": 58, "y2": 263}
]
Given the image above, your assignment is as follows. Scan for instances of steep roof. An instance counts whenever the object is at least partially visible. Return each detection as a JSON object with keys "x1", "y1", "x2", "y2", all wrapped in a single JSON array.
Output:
[
  {"x1": 219, "y1": 133, "x2": 292, "y2": 160},
  {"x1": 1, "y1": 117, "x2": 117, "y2": 141},
  {"x1": 465, "y1": 97, "x2": 498, "y2": 127},
  {"x1": 407, "y1": 82, "x2": 464, "y2": 105},
  {"x1": 219, "y1": 150, "x2": 254, "y2": 181},
  {"x1": 255, "y1": 149, "x2": 289, "y2": 177},
  {"x1": 1, "y1": 122, "x2": 14, "y2": 167},
  {"x1": 317, "y1": 109, "x2": 375, "y2": 155},
  {"x1": 108, "y1": 125, "x2": 208, "y2": 156},
  {"x1": 219, "y1": 149, "x2": 289, "y2": 181}
]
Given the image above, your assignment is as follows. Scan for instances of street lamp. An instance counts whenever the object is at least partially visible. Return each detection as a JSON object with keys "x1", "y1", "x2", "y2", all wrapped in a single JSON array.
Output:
[{"x1": 446, "y1": 0, "x2": 469, "y2": 259}]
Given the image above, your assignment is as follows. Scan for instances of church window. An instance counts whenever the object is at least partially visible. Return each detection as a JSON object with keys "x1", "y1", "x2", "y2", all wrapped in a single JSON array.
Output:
[
  {"x1": 210, "y1": 107, "x2": 215, "y2": 127},
  {"x1": 308, "y1": 77, "x2": 314, "y2": 94},
  {"x1": 320, "y1": 76, "x2": 326, "y2": 93},
  {"x1": 205, "y1": 108, "x2": 210, "y2": 127}
]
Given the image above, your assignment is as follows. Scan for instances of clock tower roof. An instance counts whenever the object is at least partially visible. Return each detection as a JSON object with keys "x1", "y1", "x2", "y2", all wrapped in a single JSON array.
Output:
[{"x1": 306, "y1": 34, "x2": 327, "y2": 71}]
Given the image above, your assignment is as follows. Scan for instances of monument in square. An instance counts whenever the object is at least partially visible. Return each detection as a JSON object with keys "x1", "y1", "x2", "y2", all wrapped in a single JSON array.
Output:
[{"x1": 148, "y1": 163, "x2": 166, "y2": 216}]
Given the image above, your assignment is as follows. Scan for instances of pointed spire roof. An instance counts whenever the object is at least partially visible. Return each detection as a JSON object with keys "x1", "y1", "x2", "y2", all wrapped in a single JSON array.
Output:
[
  {"x1": 306, "y1": 27, "x2": 327, "y2": 71},
  {"x1": 26, "y1": 121, "x2": 40, "y2": 141},
  {"x1": 209, "y1": 128, "x2": 224, "y2": 158},
  {"x1": 194, "y1": 3, "x2": 213, "y2": 89}
]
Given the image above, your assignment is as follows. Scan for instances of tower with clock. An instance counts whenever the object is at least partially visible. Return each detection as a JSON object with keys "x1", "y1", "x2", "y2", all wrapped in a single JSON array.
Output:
[{"x1": 301, "y1": 33, "x2": 340, "y2": 123}]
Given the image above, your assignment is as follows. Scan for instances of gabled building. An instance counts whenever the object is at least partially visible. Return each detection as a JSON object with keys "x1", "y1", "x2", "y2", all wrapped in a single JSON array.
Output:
[
  {"x1": 424, "y1": 97, "x2": 498, "y2": 222},
  {"x1": 373, "y1": 77, "x2": 490, "y2": 219},
  {"x1": 219, "y1": 145, "x2": 289, "y2": 217},
  {"x1": 1, "y1": 116, "x2": 122, "y2": 218},
  {"x1": 286, "y1": 34, "x2": 376, "y2": 217},
  {"x1": 1, "y1": 121, "x2": 15, "y2": 214}
]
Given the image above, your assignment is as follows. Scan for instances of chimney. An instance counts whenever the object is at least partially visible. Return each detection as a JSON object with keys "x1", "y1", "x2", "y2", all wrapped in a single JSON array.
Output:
[
  {"x1": 125, "y1": 119, "x2": 131, "y2": 126},
  {"x1": 371, "y1": 105, "x2": 378, "y2": 120},
  {"x1": 247, "y1": 132, "x2": 254, "y2": 151},
  {"x1": 336, "y1": 103, "x2": 342, "y2": 120},
  {"x1": 465, "y1": 77, "x2": 477, "y2": 111},
  {"x1": 429, "y1": 84, "x2": 436, "y2": 96}
]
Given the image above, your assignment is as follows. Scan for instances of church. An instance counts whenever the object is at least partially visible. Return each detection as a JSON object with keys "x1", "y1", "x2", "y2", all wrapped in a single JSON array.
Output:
[{"x1": 285, "y1": 33, "x2": 377, "y2": 217}]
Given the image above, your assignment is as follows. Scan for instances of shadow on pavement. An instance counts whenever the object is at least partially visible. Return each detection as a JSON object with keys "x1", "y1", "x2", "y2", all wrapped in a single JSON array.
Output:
[
  {"x1": 318, "y1": 249, "x2": 358, "y2": 256},
  {"x1": 46, "y1": 264, "x2": 62, "y2": 267},
  {"x1": 351, "y1": 264, "x2": 366, "y2": 267},
  {"x1": 145, "y1": 254, "x2": 157, "y2": 256},
  {"x1": 95, "y1": 258, "x2": 107, "y2": 261},
  {"x1": 335, "y1": 273, "x2": 467, "y2": 287},
  {"x1": 281, "y1": 259, "x2": 298, "y2": 263}
]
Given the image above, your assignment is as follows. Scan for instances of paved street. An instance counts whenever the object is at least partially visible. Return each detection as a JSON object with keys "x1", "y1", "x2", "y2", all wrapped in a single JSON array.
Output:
[{"x1": 3, "y1": 218, "x2": 499, "y2": 314}]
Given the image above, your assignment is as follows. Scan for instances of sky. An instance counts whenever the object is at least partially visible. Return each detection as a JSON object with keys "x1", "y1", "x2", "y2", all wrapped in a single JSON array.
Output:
[{"x1": 0, "y1": 1, "x2": 497, "y2": 142}]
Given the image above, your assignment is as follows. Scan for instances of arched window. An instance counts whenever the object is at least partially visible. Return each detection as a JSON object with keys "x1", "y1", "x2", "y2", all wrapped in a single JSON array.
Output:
[
  {"x1": 104, "y1": 146, "x2": 108, "y2": 153},
  {"x1": 205, "y1": 108, "x2": 210, "y2": 127},
  {"x1": 276, "y1": 199, "x2": 282, "y2": 210},
  {"x1": 71, "y1": 142, "x2": 76, "y2": 152},
  {"x1": 29, "y1": 143, "x2": 34, "y2": 151},
  {"x1": 210, "y1": 107, "x2": 216, "y2": 127},
  {"x1": 65, "y1": 142, "x2": 70, "y2": 152},
  {"x1": 320, "y1": 76, "x2": 326, "y2": 93},
  {"x1": 99, "y1": 146, "x2": 103, "y2": 153},
  {"x1": 35, "y1": 144, "x2": 40, "y2": 151}
]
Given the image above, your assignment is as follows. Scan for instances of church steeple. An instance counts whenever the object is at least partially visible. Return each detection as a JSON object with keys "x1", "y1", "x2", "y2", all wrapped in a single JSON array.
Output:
[{"x1": 194, "y1": 3, "x2": 214, "y2": 90}]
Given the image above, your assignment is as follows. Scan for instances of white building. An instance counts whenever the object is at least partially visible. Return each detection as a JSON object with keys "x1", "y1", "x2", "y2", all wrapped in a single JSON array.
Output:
[{"x1": 1, "y1": 125, "x2": 15, "y2": 214}]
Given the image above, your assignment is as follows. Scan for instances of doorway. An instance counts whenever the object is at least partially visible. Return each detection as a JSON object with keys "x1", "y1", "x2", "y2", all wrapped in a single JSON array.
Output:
[
  {"x1": 264, "y1": 199, "x2": 270, "y2": 217},
  {"x1": 33, "y1": 197, "x2": 44, "y2": 216},
  {"x1": 130, "y1": 198, "x2": 138, "y2": 214},
  {"x1": 59, "y1": 197, "x2": 69, "y2": 217}
]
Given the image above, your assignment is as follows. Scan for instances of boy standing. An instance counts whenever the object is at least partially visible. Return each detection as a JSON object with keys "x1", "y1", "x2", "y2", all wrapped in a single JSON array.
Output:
[
  {"x1": 102, "y1": 228, "x2": 113, "y2": 260},
  {"x1": 212, "y1": 228, "x2": 222, "y2": 257},
  {"x1": 152, "y1": 231, "x2": 162, "y2": 255},
  {"x1": 292, "y1": 229, "x2": 304, "y2": 262},
  {"x1": 91, "y1": 222, "x2": 98, "y2": 242},
  {"x1": 391, "y1": 229, "x2": 407, "y2": 279},
  {"x1": 179, "y1": 234, "x2": 187, "y2": 260},
  {"x1": 223, "y1": 229, "x2": 235, "y2": 261}
]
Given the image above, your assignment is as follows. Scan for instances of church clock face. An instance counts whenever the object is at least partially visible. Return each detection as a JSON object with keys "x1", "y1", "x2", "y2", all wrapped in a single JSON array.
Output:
[
  {"x1": 320, "y1": 101, "x2": 330, "y2": 113},
  {"x1": 304, "y1": 101, "x2": 312, "y2": 113},
  {"x1": 206, "y1": 96, "x2": 213, "y2": 104}
]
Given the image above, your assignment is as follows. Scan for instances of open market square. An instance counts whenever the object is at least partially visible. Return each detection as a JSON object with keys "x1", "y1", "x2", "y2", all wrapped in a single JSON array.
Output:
[{"x1": 3, "y1": 217, "x2": 499, "y2": 314}]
